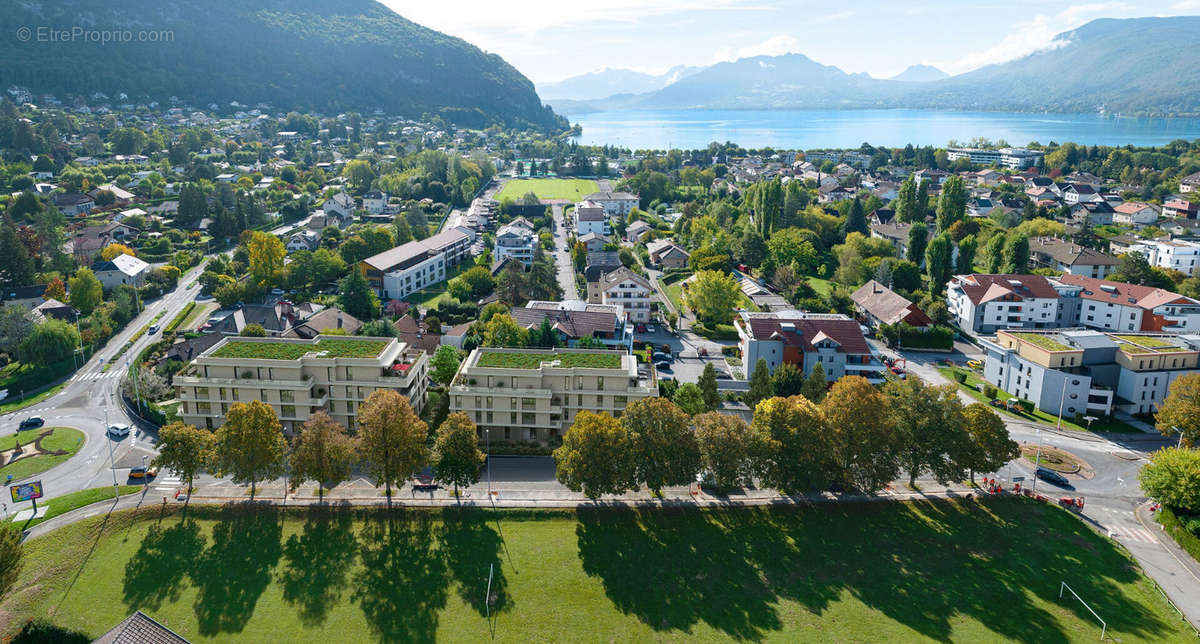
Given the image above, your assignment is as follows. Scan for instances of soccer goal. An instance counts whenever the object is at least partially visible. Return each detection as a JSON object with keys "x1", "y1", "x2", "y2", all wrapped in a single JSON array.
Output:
[{"x1": 1060, "y1": 581, "x2": 1107, "y2": 640}]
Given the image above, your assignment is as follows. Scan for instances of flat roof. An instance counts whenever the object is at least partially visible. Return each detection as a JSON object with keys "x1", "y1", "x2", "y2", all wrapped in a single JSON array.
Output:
[
  {"x1": 473, "y1": 349, "x2": 624, "y2": 370},
  {"x1": 208, "y1": 336, "x2": 390, "y2": 360}
]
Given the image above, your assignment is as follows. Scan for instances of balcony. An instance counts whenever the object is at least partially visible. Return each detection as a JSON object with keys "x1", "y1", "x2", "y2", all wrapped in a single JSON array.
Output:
[{"x1": 176, "y1": 374, "x2": 314, "y2": 389}]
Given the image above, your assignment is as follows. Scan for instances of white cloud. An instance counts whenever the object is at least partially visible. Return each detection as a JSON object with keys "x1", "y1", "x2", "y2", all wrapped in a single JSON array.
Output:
[
  {"x1": 941, "y1": 2, "x2": 1133, "y2": 74},
  {"x1": 1172, "y1": 0, "x2": 1200, "y2": 9},
  {"x1": 712, "y1": 34, "x2": 800, "y2": 63}
]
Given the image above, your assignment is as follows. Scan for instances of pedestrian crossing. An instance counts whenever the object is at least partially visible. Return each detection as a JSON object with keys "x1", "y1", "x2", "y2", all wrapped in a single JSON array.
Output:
[
  {"x1": 1107, "y1": 524, "x2": 1159, "y2": 545},
  {"x1": 154, "y1": 476, "x2": 181, "y2": 493},
  {"x1": 70, "y1": 371, "x2": 122, "y2": 382}
]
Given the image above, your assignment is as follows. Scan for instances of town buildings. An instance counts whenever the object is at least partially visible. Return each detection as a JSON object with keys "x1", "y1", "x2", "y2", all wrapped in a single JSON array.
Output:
[
  {"x1": 511, "y1": 301, "x2": 631, "y2": 349},
  {"x1": 359, "y1": 228, "x2": 472, "y2": 299},
  {"x1": 176, "y1": 335, "x2": 429, "y2": 431},
  {"x1": 448, "y1": 347, "x2": 654, "y2": 442},
  {"x1": 574, "y1": 200, "x2": 611, "y2": 236},
  {"x1": 646, "y1": 239, "x2": 690, "y2": 269},
  {"x1": 945, "y1": 147, "x2": 1043, "y2": 169},
  {"x1": 596, "y1": 267, "x2": 654, "y2": 323},
  {"x1": 734, "y1": 310, "x2": 886, "y2": 381},
  {"x1": 947, "y1": 274, "x2": 1068, "y2": 335},
  {"x1": 91, "y1": 253, "x2": 150, "y2": 290},
  {"x1": 493, "y1": 217, "x2": 538, "y2": 267},
  {"x1": 851, "y1": 280, "x2": 931, "y2": 329},
  {"x1": 1129, "y1": 239, "x2": 1200, "y2": 276},
  {"x1": 1028, "y1": 236, "x2": 1118, "y2": 279},
  {"x1": 581, "y1": 191, "x2": 639, "y2": 216}
]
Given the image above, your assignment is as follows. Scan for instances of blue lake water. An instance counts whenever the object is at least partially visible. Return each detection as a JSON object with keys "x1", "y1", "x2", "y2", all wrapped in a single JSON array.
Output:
[{"x1": 570, "y1": 109, "x2": 1200, "y2": 150}]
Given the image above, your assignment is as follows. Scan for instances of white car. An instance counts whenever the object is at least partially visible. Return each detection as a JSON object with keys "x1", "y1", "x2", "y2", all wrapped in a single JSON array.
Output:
[
  {"x1": 646, "y1": 325, "x2": 656, "y2": 334},
  {"x1": 107, "y1": 424, "x2": 131, "y2": 439}
]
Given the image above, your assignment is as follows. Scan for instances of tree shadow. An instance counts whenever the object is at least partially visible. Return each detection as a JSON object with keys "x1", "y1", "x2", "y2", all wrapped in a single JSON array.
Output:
[
  {"x1": 353, "y1": 510, "x2": 448, "y2": 642},
  {"x1": 439, "y1": 507, "x2": 509, "y2": 616},
  {"x1": 191, "y1": 504, "x2": 283, "y2": 636},
  {"x1": 278, "y1": 507, "x2": 358, "y2": 626},
  {"x1": 121, "y1": 517, "x2": 205, "y2": 611}
]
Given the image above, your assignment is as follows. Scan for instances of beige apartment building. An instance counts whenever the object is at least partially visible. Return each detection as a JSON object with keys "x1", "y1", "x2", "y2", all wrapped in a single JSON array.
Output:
[
  {"x1": 449, "y1": 347, "x2": 655, "y2": 442},
  {"x1": 176, "y1": 335, "x2": 428, "y2": 431}
]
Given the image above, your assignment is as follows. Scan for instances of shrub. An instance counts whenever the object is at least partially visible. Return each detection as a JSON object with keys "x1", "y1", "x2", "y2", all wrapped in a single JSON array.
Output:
[
  {"x1": 951, "y1": 369, "x2": 968, "y2": 384},
  {"x1": 1017, "y1": 400, "x2": 1034, "y2": 413},
  {"x1": 983, "y1": 384, "x2": 998, "y2": 399}
]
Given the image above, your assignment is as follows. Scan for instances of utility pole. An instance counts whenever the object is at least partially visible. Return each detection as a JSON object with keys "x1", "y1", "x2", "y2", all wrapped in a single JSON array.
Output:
[{"x1": 103, "y1": 404, "x2": 119, "y2": 490}]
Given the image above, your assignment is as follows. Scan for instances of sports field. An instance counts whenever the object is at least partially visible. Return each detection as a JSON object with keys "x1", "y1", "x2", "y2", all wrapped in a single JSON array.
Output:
[
  {"x1": 1, "y1": 498, "x2": 1191, "y2": 642},
  {"x1": 494, "y1": 178, "x2": 599, "y2": 202}
]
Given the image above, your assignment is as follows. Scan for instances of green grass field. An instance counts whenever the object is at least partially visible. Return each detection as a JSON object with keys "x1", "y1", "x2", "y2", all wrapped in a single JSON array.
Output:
[
  {"x1": 1, "y1": 498, "x2": 1191, "y2": 642},
  {"x1": 0, "y1": 427, "x2": 86, "y2": 481},
  {"x1": 495, "y1": 178, "x2": 599, "y2": 202}
]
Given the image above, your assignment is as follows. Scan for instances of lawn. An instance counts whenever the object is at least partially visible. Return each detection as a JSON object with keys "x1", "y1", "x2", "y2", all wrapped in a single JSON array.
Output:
[
  {"x1": 0, "y1": 498, "x2": 1192, "y2": 642},
  {"x1": 937, "y1": 367, "x2": 1140, "y2": 434},
  {"x1": 476, "y1": 351, "x2": 623, "y2": 369},
  {"x1": 5, "y1": 485, "x2": 142, "y2": 531},
  {"x1": 806, "y1": 276, "x2": 836, "y2": 297},
  {"x1": 0, "y1": 382, "x2": 65, "y2": 415},
  {"x1": 495, "y1": 178, "x2": 599, "y2": 202},
  {"x1": 404, "y1": 261, "x2": 470, "y2": 310},
  {"x1": 211, "y1": 338, "x2": 388, "y2": 360},
  {"x1": 0, "y1": 427, "x2": 86, "y2": 482}
]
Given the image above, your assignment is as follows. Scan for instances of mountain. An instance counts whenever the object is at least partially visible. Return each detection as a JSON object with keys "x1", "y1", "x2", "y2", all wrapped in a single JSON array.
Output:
[
  {"x1": 888, "y1": 64, "x2": 949, "y2": 82},
  {"x1": 552, "y1": 17, "x2": 1200, "y2": 117},
  {"x1": 0, "y1": 0, "x2": 566, "y2": 131},
  {"x1": 537, "y1": 65, "x2": 703, "y2": 101}
]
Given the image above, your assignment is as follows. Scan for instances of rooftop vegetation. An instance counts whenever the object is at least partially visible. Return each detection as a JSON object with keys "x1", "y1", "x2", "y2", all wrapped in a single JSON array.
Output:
[
  {"x1": 1009, "y1": 332, "x2": 1073, "y2": 352},
  {"x1": 476, "y1": 351, "x2": 623, "y2": 369},
  {"x1": 211, "y1": 338, "x2": 388, "y2": 360}
]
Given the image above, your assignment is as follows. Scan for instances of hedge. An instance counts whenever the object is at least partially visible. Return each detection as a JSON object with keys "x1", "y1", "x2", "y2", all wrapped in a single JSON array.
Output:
[
  {"x1": 483, "y1": 440, "x2": 559, "y2": 456},
  {"x1": 1158, "y1": 506, "x2": 1200, "y2": 564},
  {"x1": 166, "y1": 301, "x2": 195, "y2": 332},
  {"x1": 899, "y1": 325, "x2": 954, "y2": 350}
]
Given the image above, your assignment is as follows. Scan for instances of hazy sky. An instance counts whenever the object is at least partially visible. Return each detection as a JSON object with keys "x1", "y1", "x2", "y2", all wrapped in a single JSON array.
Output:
[{"x1": 385, "y1": 0, "x2": 1197, "y2": 83}]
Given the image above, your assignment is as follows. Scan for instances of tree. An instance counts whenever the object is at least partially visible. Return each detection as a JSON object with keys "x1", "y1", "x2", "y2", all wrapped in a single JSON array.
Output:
[
  {"x1": 458, "y1": 266, "x2": 497, "y2": 300},
  {"x1": 800, "y1": 362, "x2": 827, "y2": 402},
  {"x1": 432, "y1": 412, "x2": 486, "y2": 497},
  {"x1": 925, "y1": 232, "x2": 954, "y2": 295},
  {"x1": 1002, "y1": 232, "x2": 1030, "y2": 274},
  {"x1": 0, "y1": 526, "x2": 20, "y2": 601},
  {"x1": 240, "y1": 323, "x2": 267, "y2": 337},
  {"x1": 357, "y1": 389, "x2": 429, "y2": 502},
  {"x1": 906, "y1": 222, "x2": 928, "y2": 264},
  {"x1": 42, "y1": 278, "x2": 66, "y2": 302},
  {"x1": 553, "y1": 411, "x2": 637, "y2": 500},
  {"x1": 886, "y1": 378, "x2": 968, "y2": 486},
  {"x1": 1138, "y1": 447, "x2": 1200, "y2": 512},
  {"x1": 482, "y1": 313, "x2": 528, "y2": 347},
  {"x1": 1156, "y1": 373, "x2": 1200, "y2": 447},
  {"x1": 154, "y1": 422, "x2": 215, "y2": 495},
  {"x1": 936, "y1": 175, "x2": 967, "y2": 232},
  {"x1": 753, "y1": 395, "x2": 833, "y2": 493},
  {"x1": 68, "y1": 267, "x2": 103, "y2": 315},
  {"x1": 338, "y1": 269, "x2": 379, "y2": 321},
  {"x1": 894, "y1": 175, "x2": 921, "y2": 223},
  {"x1": 0, "y1": 219, "x2": 36, "y2": 288},
  {"x1": 0, "y1": 306, "x2": 34, "y2": 358},
  {"x1": 685, "y1": 270, "x2": 740, "y2": 327},
  {"x1": 746, "y1": 358, "x2": 775, "y2": 408},
  {"x1": 984, "y1": 233, "x2": 1005, "y2": 273},
  {"x1": 290, "y1": 412, "x2": 357, "y2": 499},
  {"x1": 961, "y1": 403, "x2": 1019, "y2": 483},
  {"x1": 210, "y1": 400, "x2": 288, "y2": 497},
  {"x1": 698, "y1": 361, "x2": 720, "y2": 411},
  {"x1": 672, "y1": 383, "x2": 706, "y2": 415},
  {"x1": 822, "y1": 376, "x2": 900, "y2": 493},
  {"x1": 624, "y1": 398, "x2": 700, "y2": 495},
  {"x1": 20, "y1": 319, "x2": 79, "y2": 363},
  {"x1": 122, "y1": 366, "x2": 169, "y2": 402},
  {"x1": 694, "y1": 412, "x2": 758, "y2": 491},
  {"x1": 247, "y1": 231, "x2": 286, "y2": 287},
  {"x1": 737, "y1": 228, "x2": 768, "y2": 268},
  {"x1": 956, "y1": 234, "x2": 978, "y2": 275},
  {"x1": 177, "y1": 183, "x2": 208, "y2": 228},
  {"x1": 429, "y1": 344, "x2": 463, "y2": 385},
  {"x1": 342, "y1": 160, "x2": 375, "y2": 191},
  {"x1": 771, "y1": 361, "x2": 805, "y2": 397},
  {"x1": 394, "y1": 217, "x2": 414, "y2": 244}
]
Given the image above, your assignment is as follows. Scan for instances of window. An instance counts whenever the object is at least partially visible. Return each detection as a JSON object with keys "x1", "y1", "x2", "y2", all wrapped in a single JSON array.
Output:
[
  {"x1": 615, "y1": 396, "x2": 627, "y2": 406},
  {"x1": 281, "y1": 405, "x2": 296, "y2": 417},
  {"x1": 522, "y1": 398, "x2": 536, "y2": 410},
  {"x1": 486, "y1": 412, "x2": 493, "y2": 423},
  {"x1": 597, "y1": 376, "x2": 605, "y2": 388},
  {"x1": 504, "y1": 428, "x2": 511, "y2": 440},
  {"x1": 523, "y1": 413, "x2": 535, "y2": 424},
  {"x1": 281, "y1": 390, "x2": 294, "y2": 403}
]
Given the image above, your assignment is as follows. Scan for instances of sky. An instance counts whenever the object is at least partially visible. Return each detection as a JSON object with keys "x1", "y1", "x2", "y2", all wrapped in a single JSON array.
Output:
[{"x1": 384, "y1": 0, "x2": 1198, "y2": 83}]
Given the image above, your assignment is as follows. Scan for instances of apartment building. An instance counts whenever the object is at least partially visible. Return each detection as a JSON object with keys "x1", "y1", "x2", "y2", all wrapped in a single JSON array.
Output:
[
  {"x1": 493, "y1": 217, "x2": 538, "y2": 266},
  {"x1": 734, "y1": 311, "x2": 886, "y2": 381},
  {"x1": 597, "y1": 267, "x2": 654, "y2": 323},
  {"x1": 574, "y1": 201, "x2": 611, "y2": 236},
  {"x1": 511, "y1": 301, "x2": 631, "y2": 349},
  {"x1": 581, "y1": 191, "x2": 639, "y2": 216},
  {"x1": 946, "y1": 274, "x2": 1066, "y2": 335},
  {"x1": 1055, "y1": 274, "x2": 1200, "y2": 334},
  {"x1": 1028, "y1": 236, "x2": 1118, "y2": 279},
  {"x1": 981, "y1": 329, "x2": 1200, "y2": 416},
  {"x1": 945, "y1": 147, "x2": 1043, "y2": 169},
  {"x1": 359, "y1": 228, "x2": 472, "y2": 299},
  {"x1": 1129, "y1": 239, "x2": 1200, "y2": 276},
  {"x1": 449, "y1": 347, "x2": 655, "y2": 442},
  {"x1": 176, "y1": 335, "x2": 429, "y2": 432}
]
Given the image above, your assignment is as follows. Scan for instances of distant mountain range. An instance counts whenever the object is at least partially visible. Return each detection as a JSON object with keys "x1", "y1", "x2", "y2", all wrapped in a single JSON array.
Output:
[
  {"x1": 888, "y1": 65, "x2": 949, "y2": 82},
  {"x1": 547, "y1": 17, "x2": 1200, "y2": 118},
  {"x1": 537, "y1": 65, "x2": 702, "y2": 101},
  {"x1": 0, "y1": 0, "x2": 567, "y2": 131}
]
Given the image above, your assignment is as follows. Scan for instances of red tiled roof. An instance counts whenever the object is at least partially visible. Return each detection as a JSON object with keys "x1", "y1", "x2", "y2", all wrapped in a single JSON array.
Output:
[
  {"x1": 952, "y1": 274, "x2": 1059, "y2": 305},
  {"x1": 742, "y1": 317, "x2": 871, "y2": 354},
  {"x1": 1054, "y1": 274, "x2": 1194, "y2": 310}
]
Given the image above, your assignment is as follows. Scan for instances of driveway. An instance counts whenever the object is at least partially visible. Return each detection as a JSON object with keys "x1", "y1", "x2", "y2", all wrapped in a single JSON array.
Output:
[{"x1": 551, "y1": 204, "x2": 578, "y2": 299}]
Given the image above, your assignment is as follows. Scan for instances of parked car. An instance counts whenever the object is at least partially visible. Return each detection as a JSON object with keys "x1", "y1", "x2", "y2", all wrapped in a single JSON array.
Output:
[
  {"x1": 652, "y1": 352, "x2": 671, "y2": 363},
  {"x1": 412, "y1": 466, "x2": 435, "y2": 486},
  {"x1": 716, "y1": 373, "x2": 732, "y2": 380},
  {"x1": 655, "y1": 361, "x2": 673, "y2": 373},
  {"x1": 967, "y1": 359, "x2": 983, "y2": 369},
  {"x1": 107, "y1": 424, "x2": 131, "y2": 439},
  {"x1": 1035, "y1": 467, "x2": 1071, "y2": 488},
  {"x1": 635, "y1": 323, "x2": 647, "y2": 333},
  {"x1": 18, "y1": 417, "x2": 44, "y2": 431},
  {"x1": 646, "y1": 325, "x2": 656, "y2": 334}
]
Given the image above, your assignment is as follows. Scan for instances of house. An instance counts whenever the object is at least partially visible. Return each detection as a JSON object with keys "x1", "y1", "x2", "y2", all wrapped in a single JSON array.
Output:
[
  {"x1": 323, "y1": 192, "x2": 355, "y2": 219},
  {"x1": 1060, "y1": 183, "x2": 1102, "y2": 205},
  {"x1": 645, "y1": 239, "x2": 690, "y2": 269},
  {"x1": 735, "y1": 311, "x2": 886, "y2": 381},
  {"x1": 1181, "y1": 171, "x2": 1200, "y2": 193},
  {"x1": 578, "y1": 231, "x2": 607, "y2": 253},
  {"x1": 176, "y1": 335, "x2": 428, "y2": 431},
  {"x1": 1128, "y1": 239, "x2": 1200, "y2": 276},
  {"x1": 93, "y1": 610, "x2": 191, "y2": 644},
  {"x1": 1, "y1": 285, "x2": 47, "y2": 310},
  {"x1": 280, "y1": 307, "x2": 363, "y2": 339},
  {"x1": 67, "y1": 221, "x2": 138, "y2": 263},
  {"x1": 286, "y1": 229, "x2": 321, "y2": 252},
  {"x1": 493, "y1": 217, "x2": 538, "y2": 267},
  {"x1": 91, "y1": 253, "x2": 150, "y2": 290},
  {"x1": 90, "y1": 184, "x2": 135, "y2": 205},
  {"x1": 115, "y1": 207, "x2": 147, "y2": 223},
  {"x1": 971, "y1": 169, "x2": 1004, "y2": 186},
  {"x1": 868, "y1": 208, "x2": 895, "y2": 226},
  {"x1": 1162, "y1": 199, "x2": 1199, "y2": 219},
  {"x1": 574, "y1": 200, "x2": 611, "y2": 236},
  {"x1": 30, "y1": 298, "x2": 77, "y2": 323},
  {"x1": 851, "y1": 281, "x2": 931, "y2": 329},
  {"x1": 1113, "y1": 202, "x2": 1159, "y2": 228},
  {"x1": 441, "y1": 322, "x2": 474, "y2": 350},
  {"x1": 1028, "y1": 237, "x2": 1119, "y2": 279},
  {"x1": 585, "y1": 251, "x2": 624, "y2": 303},
  {"x1": 362, "y1": 191, "x2": 388, "y2": 215},
  {"x1": 946, "y1": 274, "x2": 1066, "y2": 335},
  {"x1": 870, "y1": 220, "x2": 927, "y2": 261},
  {"x1": 53, "y1": 192, "x2": 95, "y2": 215},
  {"x1": 597, "y1": 267, "x2": 654, "y2": 323},
  {"x1": 626, "y1": 220, "x2": 652, "y2": 242},
  {"x1": 581, "y1": 191, "x2": 639, "y2": 216},
  {"x1": 209, "y1": 300, "x2": 323, "y2": 336},
  {"x1": 512, "y1": 301, "x2": 628, "y2": 348},
  {"x1": 448, "y1": 347, "x2": 652, "y2": 442},
  {"x1": 1069, "y1": 201, "x2": 1114, "y2": 226},
  {"x1": 817, "y1": 184, "x2": 854, "y2": 203},
  {"x1": 392, "y1": 314, "x2": 441, "y2": 354}
]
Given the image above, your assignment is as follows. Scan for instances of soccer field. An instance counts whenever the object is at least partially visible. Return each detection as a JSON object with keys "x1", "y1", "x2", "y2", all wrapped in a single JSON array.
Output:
[
  {"x1": 2, "y1": 498, "x2": 1191, "y2": 642},
  {"x1": 494, "y1": 178, "x2": 599, "y2": 202}
]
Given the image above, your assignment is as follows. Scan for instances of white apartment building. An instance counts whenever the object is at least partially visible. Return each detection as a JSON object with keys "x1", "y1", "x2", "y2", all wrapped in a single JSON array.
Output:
[
  {"x1": 597, "y1": 267, "x2": 653, "y2": 323},
  {"x1": 449, "y1": 347, "x2": 655, "y2": 442},
  {"x1": 574, "y1": 200, "x2": 611, "y2": 236},
  {"x1": 494, "y1": 217, "x2": 538, "y2": 266},
  {"x1": 734, "y1": 311, "x2": 887, "y2": 381},
  {"x1": 946, "y1": 275, "x2": 1066, "y2": 335},
  {"x1": 945, "y1": 147, "x2": 1043, "y2": 169},
  {"x1": 176, "y1": 335, "x2": 429, "y2": 431},
  {"x1": 360, "y1": 229, "x2": 472, "y2": 299},
  {"x1": 1129, "y1": 239, "x2": 1200, "y2": 276},
  {"x1": 581, "y1": 191, "x2": 639, "y2": 216}
]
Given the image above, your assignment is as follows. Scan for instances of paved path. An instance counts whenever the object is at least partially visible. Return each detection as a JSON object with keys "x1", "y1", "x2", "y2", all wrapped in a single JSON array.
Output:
[{"x1": 551, "y1": 204, "x2": 578, "y2": 299}]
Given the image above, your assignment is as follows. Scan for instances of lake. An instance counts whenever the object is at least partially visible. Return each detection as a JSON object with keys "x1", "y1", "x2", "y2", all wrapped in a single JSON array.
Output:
[{"x1": 570, "y1": 109, "x2": 1200, "y2": 150}]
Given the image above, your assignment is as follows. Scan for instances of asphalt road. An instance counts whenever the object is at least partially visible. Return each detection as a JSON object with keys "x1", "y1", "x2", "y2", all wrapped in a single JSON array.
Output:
[{"x1": 551, "y1": 204, "x2": 579, "y2": 299}]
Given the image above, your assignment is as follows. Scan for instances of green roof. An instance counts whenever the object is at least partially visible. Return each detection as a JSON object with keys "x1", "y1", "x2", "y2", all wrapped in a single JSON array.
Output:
[
  {"x1": 211, "y1": 338, "x2": 389, "y2": 360},
  {"x1": 1111, "y1": 334, "x2": 1179, "y2": 351},
  {"x1": 1009, "y1": 332, "x2": 1074, "y2": 352},
  {"x1": 476, "y1": 351, "x2": 623, "y2": 370}
]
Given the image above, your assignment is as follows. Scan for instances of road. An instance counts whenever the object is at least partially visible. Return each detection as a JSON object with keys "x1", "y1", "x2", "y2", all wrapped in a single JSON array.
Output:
[
  {"x1": 551, "y1": 203, "x2": 579, "y2": 299},
  {"x1": 0, "y1": 259, "x2": 209, "y2": 517}
]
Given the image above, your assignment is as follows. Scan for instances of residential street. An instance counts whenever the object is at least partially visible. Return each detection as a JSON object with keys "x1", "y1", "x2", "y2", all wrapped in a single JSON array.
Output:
[{"x1": 551, "y1": 203, "x2": 578, "y2": 298}]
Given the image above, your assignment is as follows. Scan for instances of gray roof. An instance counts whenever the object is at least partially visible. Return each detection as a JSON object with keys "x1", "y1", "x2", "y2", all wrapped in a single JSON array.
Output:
[
  {"x1": 1030, "y1": 236, "x2": 1119, "y2": 267},
  {"x1": 93, "y1": 610, "x2": 190, "y2": 644}
]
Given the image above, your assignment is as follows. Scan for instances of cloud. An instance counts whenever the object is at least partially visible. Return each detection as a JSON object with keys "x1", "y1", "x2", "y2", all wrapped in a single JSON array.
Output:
[
  {"x1": 712, "y1": 34, "x2": 800, "y2": 63},
  {"x1": 1172, "y1": 0, "x2": 1200, "y2": 9},
  {"x1": 941, "y1": 2, "x2": 1133, "y2": 74}
]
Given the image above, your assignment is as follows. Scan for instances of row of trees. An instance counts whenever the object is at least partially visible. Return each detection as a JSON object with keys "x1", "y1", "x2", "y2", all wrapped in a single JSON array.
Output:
[
  {"x1": 155, "y1": 391, "x2": 486, "y2": 501},
  {"x1": 554, "y1": 376, "x2": 1019, "y2": 499}
]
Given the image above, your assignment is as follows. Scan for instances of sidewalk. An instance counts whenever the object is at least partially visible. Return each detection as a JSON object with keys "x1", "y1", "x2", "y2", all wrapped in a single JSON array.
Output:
[{"x1": 1135, "y1": 502, "x2": 1200, "y2": 630}]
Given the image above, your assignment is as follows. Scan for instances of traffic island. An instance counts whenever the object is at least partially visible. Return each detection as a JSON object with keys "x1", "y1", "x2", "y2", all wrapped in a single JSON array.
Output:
[{"x1": 1022, "y1": 444, "x2": 1094, "y2": 479}]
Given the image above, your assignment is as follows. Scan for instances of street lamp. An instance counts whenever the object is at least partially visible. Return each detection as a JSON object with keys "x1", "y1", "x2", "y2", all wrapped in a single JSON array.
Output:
[
  {"x1": 103, "y1": 404, "x2": 119, "y2": 491},
  {"x1": 1174, "y1": 425, "x2": 1186, "y2": 448}
]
